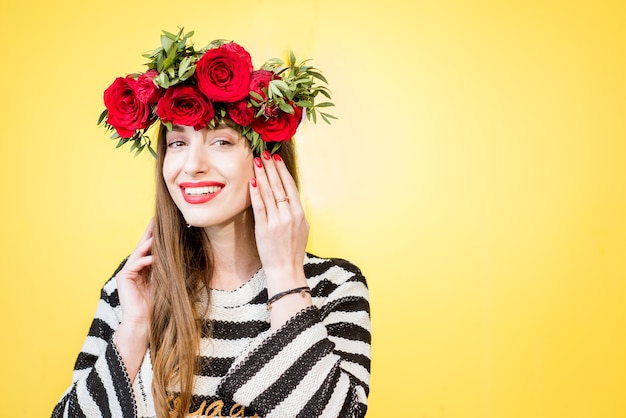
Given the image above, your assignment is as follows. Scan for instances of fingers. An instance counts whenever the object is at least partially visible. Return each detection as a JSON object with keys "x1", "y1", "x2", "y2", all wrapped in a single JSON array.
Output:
[
  {"x1": 142, "y1": 218, "x2": 155, "y2": 242},
  {"x1": 271, "y1": 153, "x2": 304, "y2": 217},
  {"x1": 250, "y1": 150, "x2": 310, "y2": 276},
  {"x1": 260, "y1": 151, "x2": 288, "y2": 202},
  {"x1": 253, "y1": 152, "x2": 281, "y2": 218},
  {"x1": 128, "y1": 254, "x2": 154, "y2": 277},
  {"x1": 252, "y1": 151, "x2": 301, "y2": 214},
  {"x1": 120, "y1": 219, "x2": 155, "y2": 280},
  {"x1": 129, "y1": 219, "x2": 154, "y2": 260},
  {"x1": 249, "y1": 176, "x2": 268, "y2": 225}
]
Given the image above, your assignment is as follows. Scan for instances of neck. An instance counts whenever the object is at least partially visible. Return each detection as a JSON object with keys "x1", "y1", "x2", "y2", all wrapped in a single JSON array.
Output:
[{"x1": 204, "y1": 210, "x2": 260, "y2": 291}]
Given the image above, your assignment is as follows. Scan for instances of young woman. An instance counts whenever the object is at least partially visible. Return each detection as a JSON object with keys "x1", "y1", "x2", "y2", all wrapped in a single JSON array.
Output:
[{"x1": 52, "y1": 30, "x2": 370, "y2": 418}]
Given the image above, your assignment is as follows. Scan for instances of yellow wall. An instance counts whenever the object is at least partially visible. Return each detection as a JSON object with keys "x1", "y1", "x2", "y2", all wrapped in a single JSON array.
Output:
[{"x1": 0, "y1": 1, "x2": 624, "y2": 417}]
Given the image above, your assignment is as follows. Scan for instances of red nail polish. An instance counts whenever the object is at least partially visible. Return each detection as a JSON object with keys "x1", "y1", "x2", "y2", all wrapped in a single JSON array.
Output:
[
  {"x1": 273, "y1": 153, "x2": 282, "y2": 162},
  {"x1": 251, "y1": 178, "x2": 257, "y2": 187},
  {"x1": 262, "y1": 150, "x2": 271, "y2": 160},
  {"x1": 254, "y1": 157, "x2": 262, "y2": 168}
]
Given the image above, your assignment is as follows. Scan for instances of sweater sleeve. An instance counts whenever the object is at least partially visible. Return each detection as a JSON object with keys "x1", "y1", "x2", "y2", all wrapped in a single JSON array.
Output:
[
  {"x1": 51, "y1": 261, "x2": 138, "y2": 418},
  {"x1": 217, "y1": 258, "x2": 371, "y2": 418}
]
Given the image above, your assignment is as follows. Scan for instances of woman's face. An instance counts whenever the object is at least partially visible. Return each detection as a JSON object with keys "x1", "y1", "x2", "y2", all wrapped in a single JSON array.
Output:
[{"x1": 162, "y1": 124, "x2": 254, "y2": 228}]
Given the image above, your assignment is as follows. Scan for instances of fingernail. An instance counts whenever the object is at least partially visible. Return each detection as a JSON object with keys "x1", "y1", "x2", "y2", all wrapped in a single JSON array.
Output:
[
  {"x1": 250, "y1": 178, "x2": 257, "y2": 187},
  {"x1": 273, "y1": 153, "x2": 282, "y2": 162},
  {"x1": 262, "y1": 150, "x2": 271, "y2": 160},
  {"x1": 254, "y1": 157, "x2": 262, "y2": 168}
]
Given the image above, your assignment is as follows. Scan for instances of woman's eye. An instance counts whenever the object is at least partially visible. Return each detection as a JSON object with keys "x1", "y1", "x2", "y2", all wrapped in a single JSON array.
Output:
[
  {"x1": 167, "y1": 140, "x2": 186, "y2": 148},
  {"x1": 213, "y1": 139, "x2": 233, "y2": 147}
]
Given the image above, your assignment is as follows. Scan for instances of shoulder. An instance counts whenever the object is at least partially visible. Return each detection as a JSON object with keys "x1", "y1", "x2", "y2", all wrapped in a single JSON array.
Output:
[
  {"x1": 304, "y1": 253, "x2": 370, "y2": 318},
  {"x1": 304, "y1": 252, "x2": 368, "y2": 293},
  {"x1": 304, "y1": 253, "x2": 366, "y2": 282}
]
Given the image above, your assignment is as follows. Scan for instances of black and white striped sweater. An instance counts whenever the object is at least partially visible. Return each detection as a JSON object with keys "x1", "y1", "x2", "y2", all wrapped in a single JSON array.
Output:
[{"x1": 52, "y1": 253, "x2": 371, "y2": 417}]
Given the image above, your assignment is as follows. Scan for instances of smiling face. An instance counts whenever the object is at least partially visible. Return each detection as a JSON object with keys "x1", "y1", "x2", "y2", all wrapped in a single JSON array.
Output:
[{"x1": 162, "y1": 124, "x2": 254, "y2": 228}]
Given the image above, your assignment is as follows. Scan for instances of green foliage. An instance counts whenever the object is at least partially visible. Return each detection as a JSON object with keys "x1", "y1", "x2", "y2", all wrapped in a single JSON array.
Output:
[
  {"x1": 255, "y1": 51, "x2": 336, "y2": 127},
  {"x1": 100, "y1": 28, "x2": 335, "y2": 158},
  {"x1": 143, "y1": 28, "x2": 204, "y2": 89}
]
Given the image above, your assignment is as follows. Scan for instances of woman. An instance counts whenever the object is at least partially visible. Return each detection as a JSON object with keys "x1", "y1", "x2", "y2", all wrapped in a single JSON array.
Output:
[{"x1": 52, "y1": 29, "x2": 370, "y2": 418}]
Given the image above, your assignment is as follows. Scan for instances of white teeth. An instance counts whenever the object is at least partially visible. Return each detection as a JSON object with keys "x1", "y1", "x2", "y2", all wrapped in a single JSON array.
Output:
[{"x1": 184, "y1": 186, "x2": 221, "y2": 195}]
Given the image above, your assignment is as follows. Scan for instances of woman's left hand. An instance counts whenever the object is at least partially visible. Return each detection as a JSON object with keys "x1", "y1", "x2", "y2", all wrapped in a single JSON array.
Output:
[{"x1": 249, "y1": 150, "x2": 309, "y2": 285}]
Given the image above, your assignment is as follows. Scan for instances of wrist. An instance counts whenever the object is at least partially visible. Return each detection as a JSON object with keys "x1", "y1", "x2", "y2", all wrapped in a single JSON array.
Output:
[
  {"x1": 264, "y1": 269, "x2": 308, "y2": 297},
  {"x1": 114, "y1": 320, "x2": 149, "y2": 383},
  {"x1": 267, "y1": 286, "x2": 311, "y2": 310},
  {"x1": 116, "y1": 320, "x2": 149, "y2": 345}
]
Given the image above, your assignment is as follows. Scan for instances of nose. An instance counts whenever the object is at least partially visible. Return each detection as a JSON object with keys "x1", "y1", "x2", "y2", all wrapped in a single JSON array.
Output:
[{"x1": 183, "y1": 138, "x2": 210, "y2": 176}]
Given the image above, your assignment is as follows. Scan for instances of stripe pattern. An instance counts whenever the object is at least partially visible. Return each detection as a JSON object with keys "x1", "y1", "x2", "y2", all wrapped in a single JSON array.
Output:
[{"x1": 52, "y1": 254, "x2": 370, "y2": 417}]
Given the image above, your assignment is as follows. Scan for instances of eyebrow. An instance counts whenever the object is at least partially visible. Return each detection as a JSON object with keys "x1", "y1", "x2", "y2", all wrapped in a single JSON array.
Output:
[{"x1": 169, "y1": 123, "x2": 232, "y2": 132}]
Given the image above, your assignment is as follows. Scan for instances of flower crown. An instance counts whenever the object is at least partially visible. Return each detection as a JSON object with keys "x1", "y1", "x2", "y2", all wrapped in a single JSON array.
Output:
[{"x1": 98, "y1": 28, "x2": 335, "y2": 157}]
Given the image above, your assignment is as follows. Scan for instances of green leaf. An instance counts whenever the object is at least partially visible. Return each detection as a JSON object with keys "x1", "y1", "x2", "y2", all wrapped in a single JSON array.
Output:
[
  {"x1": 178, "y1": 56, "x2": 191, "y2": 78},
  {"x1": 271, "y1": 79, "x2": 290, "y2": 92},
  {"x1": 249, "y1": 91, "x2": 264, "y2": 102},
  {"x1": 265, "y1": 57, "x2": 284, "y2": 67},
  {"x1": 308, "y1": 70, "x2": 328, "y2": 83},
  {"x1": 162, "y1": 47, "x2": 178, "y2": 69},
  {"x1": 278, "y1": 101, "x2": 294, "y2": 114},
  {"x1": 320, "y1": 112, "x2": 338, "y2": 123},
  {"x1": 289, "y1": 50, "x2": 296, "y2": 66},
  {"x1": 134, "y1": 144, "x2": 144, "y2": 157},
  {"x1": 268, "y1": 82, "x2": 283, "y2": 98},
  {"x1": 293, "y1": 78, "x2": 312, "y2": 86},
  {"x1": 256, "y1": 140, "x2": 267, "y2": 155},
  {"x1": 318, "y1": 88, "x2": 332, "y2": 99},
  {"x1": 179, "y1": 67, "x2": 196, "y2": 81},
  {"x1": 154, "y1": 72, "x2": 167, "y2": 88},
  {"x1": 162, "y1": 30, "x2": 178, "y2": 40},
  {"x1": 315, "y1": 102, "x2": 335, "y2": 108},
  {"x1": 97, "y1": 109, "x2": 108, "y2": 125},
  {"x1": 161, "y1": 34, "x2": 174, "y2": 51},
  {"x1": 295, "y1": 100, "x2": 313, "y2": 107}
]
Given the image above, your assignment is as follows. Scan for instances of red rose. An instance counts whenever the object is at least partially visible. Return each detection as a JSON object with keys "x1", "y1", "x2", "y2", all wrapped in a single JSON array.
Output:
[
  {"x1": 195, "y1": 42, "x2": 252, "y2": 102},
  {"x1": 104, "y1": 76, "x2": 152, "y2": 139},
  {"x1": 227, "y1": 100, "x2": 254, "y2": 126},
  {"x1": 134, "y1": 70, "x2": 162, "y2": 105},
  {"x1": 249, "y1": 69, "x2": 278, "y2": 102},
  {"x1": 156, "y1": 85, "x2": 215, "y2": 130},
  {"x1": 251, "y1": 104, "x2": 303, "y2": 142}
]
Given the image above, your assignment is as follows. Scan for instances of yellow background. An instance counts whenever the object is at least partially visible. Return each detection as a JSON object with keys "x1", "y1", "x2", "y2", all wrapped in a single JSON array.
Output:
[{"x1": 0, "y1": 0, "x2": 624, "y2": 417}]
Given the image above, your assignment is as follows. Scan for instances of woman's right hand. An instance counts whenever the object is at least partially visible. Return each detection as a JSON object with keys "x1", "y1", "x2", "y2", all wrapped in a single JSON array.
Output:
[
  {"x1": 116, "y1": 218, "x2": 154, "y2": 327},
  {"x1": 114, "y1": 219, "x2": 154, "y2": 382}
]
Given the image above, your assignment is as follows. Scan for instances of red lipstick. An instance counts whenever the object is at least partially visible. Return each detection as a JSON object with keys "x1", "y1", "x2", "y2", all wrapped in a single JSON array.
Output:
[{"x1": 179, "y1": 181, "x2": 224, "y2": 204}]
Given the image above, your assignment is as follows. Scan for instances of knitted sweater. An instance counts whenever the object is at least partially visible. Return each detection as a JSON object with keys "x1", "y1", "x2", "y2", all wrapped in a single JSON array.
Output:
[{"x1": 52, "y1": 253, "x2": 371, "y2": 418}]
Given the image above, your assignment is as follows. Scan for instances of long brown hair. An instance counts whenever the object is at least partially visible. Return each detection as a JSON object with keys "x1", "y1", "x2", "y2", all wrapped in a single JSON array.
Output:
[{"x1": 149, "y1": 124, "x2": 299, "y2": 418}]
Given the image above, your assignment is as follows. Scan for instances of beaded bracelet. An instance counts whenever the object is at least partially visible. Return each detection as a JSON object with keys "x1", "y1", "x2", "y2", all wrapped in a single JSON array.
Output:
[{"x1": 267, "y1": 286, "x2": 311, "y2": 311}]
